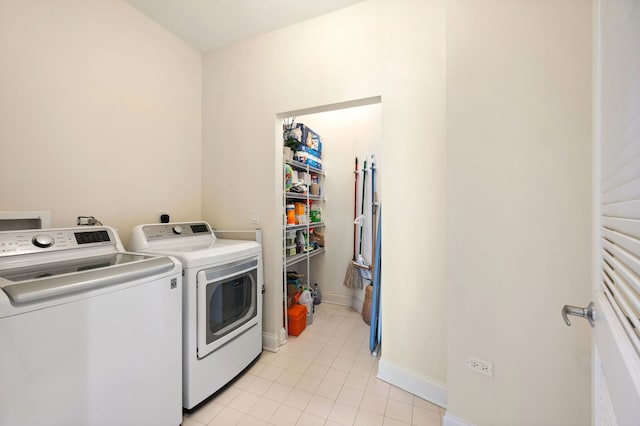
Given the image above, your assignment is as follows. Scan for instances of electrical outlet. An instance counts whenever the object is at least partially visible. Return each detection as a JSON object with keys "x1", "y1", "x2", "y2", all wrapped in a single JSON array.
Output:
[
  {"x1": 251, "y1": 210, "x2": 259, "y2": 224},
  {"x1": 466, "y1": 356, "x2": 494, "y2": 377}
]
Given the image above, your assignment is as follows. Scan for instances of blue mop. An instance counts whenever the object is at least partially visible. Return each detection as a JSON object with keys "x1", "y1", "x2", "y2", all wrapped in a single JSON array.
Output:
[{"x1": 369, "y1": 205, "x2": 382, "y2": 356}]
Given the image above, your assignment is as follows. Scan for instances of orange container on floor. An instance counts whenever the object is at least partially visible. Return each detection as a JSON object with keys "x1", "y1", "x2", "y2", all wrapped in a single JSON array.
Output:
[{"x1": 287, "y1": 304, "x2": 307, "y2": 336}]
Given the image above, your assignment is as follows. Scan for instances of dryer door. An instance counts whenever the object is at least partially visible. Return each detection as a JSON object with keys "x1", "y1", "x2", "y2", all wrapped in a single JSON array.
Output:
[{"x1": 196, "y1": 257, "x2": 258, "y2": 358}]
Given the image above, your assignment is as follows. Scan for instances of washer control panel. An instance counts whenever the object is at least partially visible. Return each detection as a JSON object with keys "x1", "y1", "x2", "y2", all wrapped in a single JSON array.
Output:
[
  {"x1": 0, "y1": 228, "x2": 114, "y2": 256},
  {"x1": 142, "y1": 222, "x2": 212, "y2": 241}
]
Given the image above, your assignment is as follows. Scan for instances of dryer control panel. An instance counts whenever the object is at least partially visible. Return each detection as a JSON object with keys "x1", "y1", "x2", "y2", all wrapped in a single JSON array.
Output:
[{"x1": 142, "y1": 222, "x2": 212, "y2": 241}]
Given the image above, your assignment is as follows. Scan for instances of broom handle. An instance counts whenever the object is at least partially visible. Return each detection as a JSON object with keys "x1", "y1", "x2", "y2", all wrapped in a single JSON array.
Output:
[
  {"x1": 352, "y1": 158, "x2": 358, "y2": 261},
  {"x1": 358, "y1": 160, "x2": 367, "y2": 256},
  {"x1": 370, "y1": 156, "x2": 376, "y2": 275}
]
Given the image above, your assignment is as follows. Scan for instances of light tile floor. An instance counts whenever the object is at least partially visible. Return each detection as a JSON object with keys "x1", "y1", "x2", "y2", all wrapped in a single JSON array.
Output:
[{"x1": 183, "y1": 304, "x2": 444, "y2": 426}]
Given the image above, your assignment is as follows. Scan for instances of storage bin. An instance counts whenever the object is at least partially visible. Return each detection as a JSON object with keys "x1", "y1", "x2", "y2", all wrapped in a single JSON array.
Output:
[{"x1": 287, "y1": 304, "x2": 307, "y2": 336}]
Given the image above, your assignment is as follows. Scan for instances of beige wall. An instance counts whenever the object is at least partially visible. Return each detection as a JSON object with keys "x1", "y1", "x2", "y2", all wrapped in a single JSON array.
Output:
[
  {"x1": 0, "y1": 0, "x2": 596, "y2": 423},
  {"x1": 201, "y1": 0, "x2": 448, "y2": 398},
  {"x1": 446, "y1": 1, "x2": 592, "y2": 424},
  {"x1": 0, "y1": 0, "x2": 202, "y2": 245}
]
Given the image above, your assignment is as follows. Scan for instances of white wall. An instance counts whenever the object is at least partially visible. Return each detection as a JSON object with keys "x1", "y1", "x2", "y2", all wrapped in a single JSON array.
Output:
[
  {"x1": 446, "y1": 1, "x2": 592, "y2": 425},
  {"x1": 0, "y1": 0, "x2": 202, "y2": 245},
  {"x1": 292, "y1": 103, "x2": 382, "y2": 309},
  {"x1": 202, "y1": 0, "x2": 448, "y2": 396}
]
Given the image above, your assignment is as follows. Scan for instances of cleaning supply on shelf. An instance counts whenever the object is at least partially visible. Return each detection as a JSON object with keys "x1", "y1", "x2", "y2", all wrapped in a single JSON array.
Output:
[
  {"x1": 296, "y1": 230, "x2": 311, "y2": 253},
  {"x1": 298, "y1": 289, "x2": 314, "y2": 325},
  {"x1": 286, "y1": 204, "x2": 295, "y2": 225},
  {"x1": 309, "y1": 228, "x2": 324, "y2": 247},
  {"x1": 309, "y1": 204, "x2": 322, "y2": 223},
  {"x1": 294, "y1": 202, "x2": 307, "y2": 224},
  {"x1": 313, "y1": 283, "x2": 321, "y2": 305},
  {"x1": 310, "y1": 173, "x2": 320, "y2": 195},
  {"x1": 284, "y1": 164, "x2": 293, "y2": 192}
]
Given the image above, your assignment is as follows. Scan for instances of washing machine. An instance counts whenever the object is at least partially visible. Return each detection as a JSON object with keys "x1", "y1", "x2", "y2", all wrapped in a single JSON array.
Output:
[
  {"x1": 0, "y1": 226, "x2": 183, "y2": 426},
  {"x1": 128, "y1": 221, "x2": 263, "y2": 409}
]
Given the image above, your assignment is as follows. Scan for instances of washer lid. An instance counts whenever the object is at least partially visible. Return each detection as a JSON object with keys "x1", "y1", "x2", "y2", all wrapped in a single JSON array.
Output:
[
  {"x1": 0, "y1": 253, "x2": 148, "y2": 283},
  {"x1": 0, "y1": 253, "x2": 175, "y2": 305}
]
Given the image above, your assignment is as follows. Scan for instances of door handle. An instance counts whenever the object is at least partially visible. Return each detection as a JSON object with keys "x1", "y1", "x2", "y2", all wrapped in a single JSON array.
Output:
[{"x1": 562, "y1": 302, "x2": 594, "y2": 327}]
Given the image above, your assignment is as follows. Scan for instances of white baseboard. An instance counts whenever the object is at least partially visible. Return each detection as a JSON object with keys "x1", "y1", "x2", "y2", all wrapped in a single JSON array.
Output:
[
  {"x1": 262, "y1": 332, "x2": 279, "y2": 353},
  {"x1": 377, "y1": 359, "x2": 448, "y2": 409},
  {"x1": 322, "y1": 292, "x2": 353, "y2": 306},
  {"x1": 351, "y1": 296, "x2": 364, "y2": 313},
  {"x1": 443, "y1": 413, "x2": 475, "y2": 426}
]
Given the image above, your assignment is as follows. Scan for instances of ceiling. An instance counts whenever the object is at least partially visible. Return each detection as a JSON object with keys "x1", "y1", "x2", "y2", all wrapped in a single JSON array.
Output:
[{"x1": 125, "y1": 0, "x2": 367, "y2": 53}]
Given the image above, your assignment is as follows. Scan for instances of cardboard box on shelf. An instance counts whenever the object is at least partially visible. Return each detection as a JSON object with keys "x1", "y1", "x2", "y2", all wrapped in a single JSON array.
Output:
[{"x1": 285, "y1": 123, "x2": 322, "y2": 155}]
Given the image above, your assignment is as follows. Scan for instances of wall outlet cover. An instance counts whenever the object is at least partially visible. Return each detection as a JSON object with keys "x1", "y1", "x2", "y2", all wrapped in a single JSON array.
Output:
[{"x1": 466, "y1": 356, "x2": 494, "y2": 377}]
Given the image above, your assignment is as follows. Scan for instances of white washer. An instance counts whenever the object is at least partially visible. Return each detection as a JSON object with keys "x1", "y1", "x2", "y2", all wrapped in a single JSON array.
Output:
[
  {"x1": 129, "y1": 221, "x2": 263, "y2": 409},
  {"x1": 0, "y1": 226, "x2": 182, "y2": 426}
]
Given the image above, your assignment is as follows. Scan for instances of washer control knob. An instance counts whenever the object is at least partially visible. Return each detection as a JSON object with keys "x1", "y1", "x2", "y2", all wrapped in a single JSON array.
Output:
[
  {"x1": 172, "y1": 225, "x2": 183, "y2": 235},
  {"x1": 32, "y1": 234, "x2": 54, "y2": 248}
]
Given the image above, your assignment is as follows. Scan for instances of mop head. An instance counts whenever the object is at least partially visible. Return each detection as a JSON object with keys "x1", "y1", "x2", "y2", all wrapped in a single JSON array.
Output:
[
  {"x1": 343, "y1": 260, "x2": 363, "y2": 289},
  {"x1": 353, "y1": 255, "x2": 372, "y2": 281}
]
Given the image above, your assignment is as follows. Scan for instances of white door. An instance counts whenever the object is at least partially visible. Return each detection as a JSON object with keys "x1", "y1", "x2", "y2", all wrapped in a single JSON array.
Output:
[{"x1": 584, "y1": 1, "x2": 640, "y2": 425}]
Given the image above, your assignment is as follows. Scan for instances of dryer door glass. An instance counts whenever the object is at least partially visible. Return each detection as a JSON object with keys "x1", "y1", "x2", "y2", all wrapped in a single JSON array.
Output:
[
  {"x1": 196, "y1": 257, "x2": 259, "y2": 358},
  {"x1": 205, "y1": 270, "x2": 257, "y2": 344}
]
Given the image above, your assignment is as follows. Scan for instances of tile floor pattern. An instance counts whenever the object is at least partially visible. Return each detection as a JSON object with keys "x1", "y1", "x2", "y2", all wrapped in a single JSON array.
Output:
[{"x1": 183, "y1": 304, "x2": 444, "y2": 426}]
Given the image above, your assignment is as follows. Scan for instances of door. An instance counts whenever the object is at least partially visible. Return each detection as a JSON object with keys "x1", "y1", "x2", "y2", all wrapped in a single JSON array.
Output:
[
  {"x1": 589, "y1": 1, "x2": 640, "y2": 424},
  {"x1": 196, "y1": 257, "x2": 259, "y2": 358}
]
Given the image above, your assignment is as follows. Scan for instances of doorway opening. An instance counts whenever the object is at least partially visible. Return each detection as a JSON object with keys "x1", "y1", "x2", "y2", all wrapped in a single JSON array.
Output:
[{"x1": 276, "y1": 96, "x2": 382, "y2": 345}]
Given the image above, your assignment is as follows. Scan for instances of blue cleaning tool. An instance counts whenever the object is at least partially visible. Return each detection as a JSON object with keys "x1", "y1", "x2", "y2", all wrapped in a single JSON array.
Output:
[{"x1": 370, "y1": 205, "x2": 382, "y2": 356}]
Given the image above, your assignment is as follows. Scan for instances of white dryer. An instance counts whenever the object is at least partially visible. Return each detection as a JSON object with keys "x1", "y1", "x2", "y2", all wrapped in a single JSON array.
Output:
[
  {"x1": 128, "y1": 221, "x2": 263, "y2": 409},
  {"x1": 0, "y1": 226, "x2": 182, "y2": 426}
]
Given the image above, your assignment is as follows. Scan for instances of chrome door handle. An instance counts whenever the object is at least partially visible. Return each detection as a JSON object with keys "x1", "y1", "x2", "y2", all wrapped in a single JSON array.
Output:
[{"x1": 562, "y1": 302, "x2": 594, "y2": 327}]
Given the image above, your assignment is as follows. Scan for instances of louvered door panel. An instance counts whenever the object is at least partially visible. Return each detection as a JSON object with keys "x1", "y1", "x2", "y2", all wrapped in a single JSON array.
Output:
[
  {"x1": 595, "y1": 2, "x2": 640, "y2": 425},
  {"x1": 599, "y1": 0, "x2": 640, "y2": 359}
]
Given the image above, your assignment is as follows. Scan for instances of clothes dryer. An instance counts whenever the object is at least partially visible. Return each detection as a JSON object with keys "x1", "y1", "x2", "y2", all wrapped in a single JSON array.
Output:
[{"x1": 129, "y1": 221, "x2": 263, "y2": 409}]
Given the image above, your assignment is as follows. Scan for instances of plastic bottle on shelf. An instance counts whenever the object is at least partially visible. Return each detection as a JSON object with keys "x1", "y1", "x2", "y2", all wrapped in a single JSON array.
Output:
[
  {"x1": 286, "y1": 204, "x2": 295, "y2": 225},
  {"x1": 299, "y1": 289, "x2": 314, "y2": 325},
  {"x1": 310, "y1": 174, "x2": 320, "y2": 196},
  {"x1": 309, "y1": 203, "x2": 322, "y2": 223}
]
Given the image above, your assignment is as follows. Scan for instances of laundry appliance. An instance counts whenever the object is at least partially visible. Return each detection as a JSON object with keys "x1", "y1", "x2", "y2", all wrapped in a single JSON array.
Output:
[
  {"x1": 128, "y1": 221, "x2": 263, "y2": 409},
  {"x1": 0, "y1": 226, "x2": 183, "y2": 426}
]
